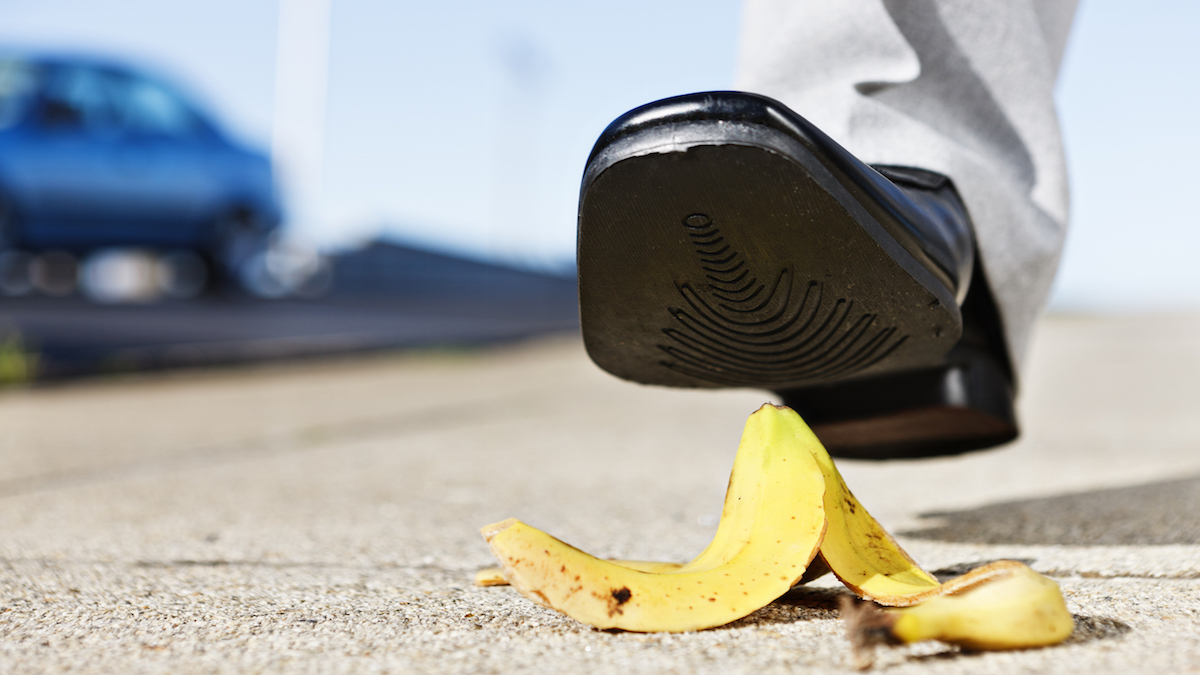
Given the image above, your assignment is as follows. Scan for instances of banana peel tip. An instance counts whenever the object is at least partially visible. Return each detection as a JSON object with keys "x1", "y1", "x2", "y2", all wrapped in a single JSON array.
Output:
[{"x1": 480, "y1": 518, "x2": 519, "y2": 541}]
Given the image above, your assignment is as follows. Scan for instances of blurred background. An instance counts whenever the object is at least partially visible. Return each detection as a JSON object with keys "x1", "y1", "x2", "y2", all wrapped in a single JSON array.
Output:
[{"x1": 0, "y1": 0, "x2": 1196, "y2": 381}]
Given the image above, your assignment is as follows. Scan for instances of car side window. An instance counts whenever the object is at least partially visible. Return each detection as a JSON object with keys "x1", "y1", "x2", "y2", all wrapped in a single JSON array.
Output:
[
  {"x1": 38, "y1": 66, "x2": 120, "y2": 132},
  {"x1": 114, "y1": 75, "x2": 201, "y2": 138}
]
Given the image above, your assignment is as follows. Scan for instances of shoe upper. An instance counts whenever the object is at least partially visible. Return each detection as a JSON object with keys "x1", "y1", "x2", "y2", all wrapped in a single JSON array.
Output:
[{"x1": 872, "y1": 165, "x2": 975, "y2": 305}]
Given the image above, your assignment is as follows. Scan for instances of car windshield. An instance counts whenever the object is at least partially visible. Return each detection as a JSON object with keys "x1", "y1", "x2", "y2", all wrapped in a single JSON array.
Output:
[{"x1": 0, "y1": 58, "x2": 38, "y2": 130}]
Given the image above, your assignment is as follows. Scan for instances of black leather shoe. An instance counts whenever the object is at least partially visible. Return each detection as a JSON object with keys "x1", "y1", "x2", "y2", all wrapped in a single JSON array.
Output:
[{"x1": 577, "y1": 91, "x2": 1017, "y2": 459}]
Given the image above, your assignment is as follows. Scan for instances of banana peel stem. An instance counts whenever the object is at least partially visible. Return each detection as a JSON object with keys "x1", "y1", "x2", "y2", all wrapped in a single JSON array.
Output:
[{"x1": 840, "y1": 596, "x2": 901, "y2": 670}]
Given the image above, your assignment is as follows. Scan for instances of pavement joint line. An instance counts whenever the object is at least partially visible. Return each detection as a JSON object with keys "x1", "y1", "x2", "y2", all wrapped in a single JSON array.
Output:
[
  {"x1": 1045, "y1": 570, "x2": 1200, "y2": 580},
  {"x1": 0, "y1": 388, "x2": 560, "y2": 500}
]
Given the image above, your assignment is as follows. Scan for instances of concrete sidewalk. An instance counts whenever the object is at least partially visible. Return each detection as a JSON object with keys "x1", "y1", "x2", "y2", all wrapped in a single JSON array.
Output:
[{"x1": 1, "y1": 314, "x2": 1198, "y2": 673}]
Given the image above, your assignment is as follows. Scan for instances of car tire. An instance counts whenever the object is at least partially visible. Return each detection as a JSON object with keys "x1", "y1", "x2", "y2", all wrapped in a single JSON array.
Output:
[{"x1": 208, "y1": 211, "x2": 272, "y2": 295}]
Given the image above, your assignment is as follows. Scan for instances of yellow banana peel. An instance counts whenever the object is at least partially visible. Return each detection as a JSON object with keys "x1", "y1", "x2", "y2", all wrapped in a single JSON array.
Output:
[
  {"x1": 889, "y1": 561, "x2": 1075, "y2": 649},
  {"x1": 479, "y1": 403, "x2": 1074, "y2": 649},
  {"x1": 844, "y1": 560, "x2": 1075, "y2": 667},
  {"x1": 481, "y1": 404, "x2": 827, "y2": 632}
]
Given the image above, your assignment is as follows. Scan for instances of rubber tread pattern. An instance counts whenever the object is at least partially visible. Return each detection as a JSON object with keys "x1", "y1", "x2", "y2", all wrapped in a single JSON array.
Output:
[
  {"x1": 658, "y1": 214, "x2": 908, "y2": 385},
  {"x1": 579, "y1": 136, "x2": 958, "y2": 390}
]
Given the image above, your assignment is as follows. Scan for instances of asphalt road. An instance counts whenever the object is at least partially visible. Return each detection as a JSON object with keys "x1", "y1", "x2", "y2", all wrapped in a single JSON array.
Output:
[
  {"x1": 0, "y1": 294, "x2": 579, "y2": 379},
  {"x1": 0, "y1": 241, "x2": 580, "y2": 380}
]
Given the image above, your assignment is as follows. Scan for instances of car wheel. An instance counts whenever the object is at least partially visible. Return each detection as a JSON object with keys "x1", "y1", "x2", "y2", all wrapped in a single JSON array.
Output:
[
  {"x1": 157, "y1": 250, "x2": 209, "y2": 299},
  {"x1": 0, "y1": 249, "x2": 33, "y2": 296},
  {"x1": 207, "y1": 211, "x2": 271, "y2": 294}
]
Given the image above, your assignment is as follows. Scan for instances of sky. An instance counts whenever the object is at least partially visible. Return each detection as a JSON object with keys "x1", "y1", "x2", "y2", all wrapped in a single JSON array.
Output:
[{"x1": 0, "y1": 0, "x2": 1197, "y2": 311}]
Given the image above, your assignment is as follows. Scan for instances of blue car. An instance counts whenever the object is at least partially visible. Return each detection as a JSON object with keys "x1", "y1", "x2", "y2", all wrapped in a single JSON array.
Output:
[{"x1": 0, "y1": 52, "x2": 281, "y2": 277}]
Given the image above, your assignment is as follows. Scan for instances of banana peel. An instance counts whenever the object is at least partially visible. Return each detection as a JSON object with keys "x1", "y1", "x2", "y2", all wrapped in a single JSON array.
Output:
[
  {"x1": 843, "y1": 560, "x2": 1075, "y2": 668},
  {"x1": 482, "y1": 405, "x2": 827, "y2": 632},
  {"x1": 479, "y1": 404, "x2": 1073, "y2": 647}
]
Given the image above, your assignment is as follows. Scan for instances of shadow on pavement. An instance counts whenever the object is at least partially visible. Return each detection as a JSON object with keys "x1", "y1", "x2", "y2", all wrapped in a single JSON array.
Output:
[
  {"x1": 902, "y1": 476, "x2": 1200, "y2": 545},
  {"x1": 723, "y1": 586, "x2": 845, "y2": 630},
  {"x1": 1064, "y1": 615, "x2": 1133, "y2": 645}
]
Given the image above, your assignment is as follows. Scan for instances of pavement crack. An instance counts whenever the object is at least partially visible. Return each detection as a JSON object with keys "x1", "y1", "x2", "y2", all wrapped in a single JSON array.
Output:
[{"x1": 1043, "y1": 569, "x2": 1200, "y2": 580}]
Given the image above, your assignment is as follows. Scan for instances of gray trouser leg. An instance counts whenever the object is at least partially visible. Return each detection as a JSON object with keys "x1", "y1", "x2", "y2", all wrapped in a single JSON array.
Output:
[{"x1": 735, "y1": 0, "x2": 1078, "y2": 380}]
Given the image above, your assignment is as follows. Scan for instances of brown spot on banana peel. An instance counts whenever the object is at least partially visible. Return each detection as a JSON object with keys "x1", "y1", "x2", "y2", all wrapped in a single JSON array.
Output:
[
  {"x1": 606, "y1": 587, "x2": 633, "y2": 617},
  {"x1": 612, "y1": 587, "x2": 632, "y2": 605}
]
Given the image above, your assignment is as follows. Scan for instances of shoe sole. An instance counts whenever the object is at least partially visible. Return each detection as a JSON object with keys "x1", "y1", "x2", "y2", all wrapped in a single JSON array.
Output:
[{"x1": 579, "y1": 110, "x2": 961, "y2": 391}]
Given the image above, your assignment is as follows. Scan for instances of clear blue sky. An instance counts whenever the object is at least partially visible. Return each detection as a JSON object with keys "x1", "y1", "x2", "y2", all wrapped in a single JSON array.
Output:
[{"x1": 1, "y1": 0, "x2": 1197, "y2": 311}]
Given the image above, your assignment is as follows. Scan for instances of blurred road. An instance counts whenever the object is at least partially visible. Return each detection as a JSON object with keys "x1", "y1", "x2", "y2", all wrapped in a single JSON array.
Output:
[
  {"x1": 0, "y1": 240, "x2": 579, "y2": 379},
  {"x1": 0, "y1": 294, "x2": 578, "y2": 379},
  {"x1": 0, "y1": 313, "x2": 1198, "y2": 673}
]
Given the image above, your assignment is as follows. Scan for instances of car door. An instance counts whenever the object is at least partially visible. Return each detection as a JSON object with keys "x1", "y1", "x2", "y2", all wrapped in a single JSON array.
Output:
[
  {"x1": 106, "y1": 71, "x2": 223, "y2": 246},
  {"x1": 7, "y1": 64, "x2": 221, "y2": 248},
  {"x1": 5, "y1": 63, "x2": 132, "y2": 246}
]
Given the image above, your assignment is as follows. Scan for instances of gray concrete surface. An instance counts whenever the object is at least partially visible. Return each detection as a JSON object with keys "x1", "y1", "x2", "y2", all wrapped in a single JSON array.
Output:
[{"x1": 1, "y1": 313, "x2": 1198, "y2": 674}]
